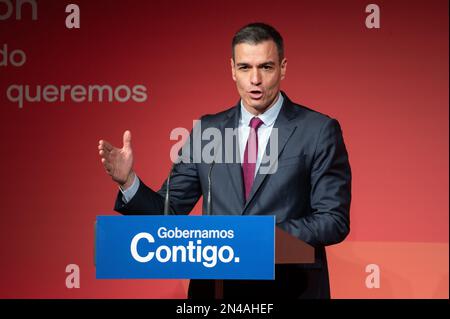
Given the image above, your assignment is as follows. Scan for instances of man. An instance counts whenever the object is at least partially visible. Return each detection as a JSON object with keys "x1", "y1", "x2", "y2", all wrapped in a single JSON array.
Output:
[{"x1": 98, "y1": 23, "x2": 351, "y2": 299}]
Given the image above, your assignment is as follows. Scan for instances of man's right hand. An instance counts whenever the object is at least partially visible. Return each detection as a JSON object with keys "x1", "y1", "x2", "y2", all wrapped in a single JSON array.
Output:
[{"x1": 98, "y1": 130, "x2": 135, "y2": 190}]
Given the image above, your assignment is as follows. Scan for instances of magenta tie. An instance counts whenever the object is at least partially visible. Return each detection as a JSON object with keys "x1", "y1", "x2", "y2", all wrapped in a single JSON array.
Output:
[{"x1": 242, "y1": 117, "x2": 264, "y2": 201}]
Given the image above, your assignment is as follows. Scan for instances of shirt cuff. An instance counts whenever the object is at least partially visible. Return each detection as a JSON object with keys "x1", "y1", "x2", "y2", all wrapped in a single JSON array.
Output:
[{"x1": 119, "y1": 174, "x2": 140, "y2": 203}]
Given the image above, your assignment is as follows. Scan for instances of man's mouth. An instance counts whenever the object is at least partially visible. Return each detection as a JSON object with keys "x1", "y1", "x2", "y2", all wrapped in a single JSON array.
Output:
[{"x1": 248, "y1": 90, "x2": 263, "y2": 100}]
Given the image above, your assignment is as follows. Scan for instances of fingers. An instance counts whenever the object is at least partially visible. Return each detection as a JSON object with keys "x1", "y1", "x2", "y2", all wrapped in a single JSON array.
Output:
[
  {"x1": 101, "y1": 157, "x2": 114, "y2": 175},
  {"x1": 98, "y1": 135, "x2": 125, "y2": 177},
  {"x1": 123, "y1": 130, "x2": 132, "y2": 149},
  {"x1": 98, "y1": 139, "x2": 113, "y2": 162},
  {"x1": 98, "y1": 140, "x2": 113, "y2": 172},
  {"x1": 98, "y1": 139, "x2": 113, "y2": 152},
  {"x1": 98, "y1": 149, "x2": 110, "y2": 160}
]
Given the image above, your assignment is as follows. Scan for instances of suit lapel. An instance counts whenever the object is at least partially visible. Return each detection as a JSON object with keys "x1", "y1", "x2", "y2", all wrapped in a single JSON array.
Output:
[
  {"x1": 243, "y1": 94, "x2": 298, "y2": 213},
  {"x1": 223, "y1": 104, "x2": 245, "y2": 208}
]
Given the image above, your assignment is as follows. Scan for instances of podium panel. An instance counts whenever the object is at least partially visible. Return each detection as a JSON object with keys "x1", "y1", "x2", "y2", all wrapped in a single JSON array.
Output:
[{"x1": 95, "y1": 215, "x2": 275, "y2": 280}]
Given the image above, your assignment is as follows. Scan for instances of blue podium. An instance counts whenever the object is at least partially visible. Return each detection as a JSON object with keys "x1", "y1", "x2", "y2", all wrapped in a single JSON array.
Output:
[{"x1": 95, "y1": 215, "x2": 314, "y2": 297}]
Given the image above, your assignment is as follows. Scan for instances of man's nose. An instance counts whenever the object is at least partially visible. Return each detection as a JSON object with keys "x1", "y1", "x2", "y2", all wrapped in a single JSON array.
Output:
[{"x1": 250, "y1": 69, "x2": 262, "y2": 86}]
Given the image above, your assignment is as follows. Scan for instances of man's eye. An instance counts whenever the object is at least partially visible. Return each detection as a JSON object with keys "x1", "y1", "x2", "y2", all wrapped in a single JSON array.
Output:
[
  {"x1": 239, "y1": 66, "x2": 249, "y2": 70},
  {"x1": 262, "y1": 65, "x2": 273, "y2": 70}
]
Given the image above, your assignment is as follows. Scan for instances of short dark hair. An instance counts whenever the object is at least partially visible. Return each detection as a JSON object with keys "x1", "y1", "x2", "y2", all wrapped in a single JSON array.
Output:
[{"x1": 232, "y1": 22, "x2": 284, "y2": 62}]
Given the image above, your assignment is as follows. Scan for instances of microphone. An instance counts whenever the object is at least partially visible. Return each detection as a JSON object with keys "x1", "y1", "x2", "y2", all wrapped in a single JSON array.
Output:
[
  {"x1": 164, "y1": 160, "x2": 215, "y2": 215},
  {"x1": 207, "y1": 159, "x2": 222, "y2": 299},
  {"x1": 164, "y1": 161, "x2": 177, "y2": 215},
  {"x1": 206, "y1": 161, "x2": 215, "y2": 215}
]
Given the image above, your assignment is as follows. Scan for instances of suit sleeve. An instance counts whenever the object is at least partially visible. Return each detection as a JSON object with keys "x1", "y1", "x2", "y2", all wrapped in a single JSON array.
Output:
[
  {"x1": 279, "y1": 118, "x2": 352, "y2": 247},
  {"x1": 114, "y1": 126, "x2": 203, "y2": 215}
]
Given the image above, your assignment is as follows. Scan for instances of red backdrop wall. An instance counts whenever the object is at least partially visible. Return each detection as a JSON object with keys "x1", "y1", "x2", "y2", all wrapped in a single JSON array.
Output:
[{"x1": 0, "y1": 0, "x2": 448, "y2": 298}]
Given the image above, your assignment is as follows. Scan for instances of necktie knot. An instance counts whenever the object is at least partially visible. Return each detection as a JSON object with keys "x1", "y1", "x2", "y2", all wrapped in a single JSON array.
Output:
[{"x1": 249, "y1": 117, "x2": 264, "y2": 130}]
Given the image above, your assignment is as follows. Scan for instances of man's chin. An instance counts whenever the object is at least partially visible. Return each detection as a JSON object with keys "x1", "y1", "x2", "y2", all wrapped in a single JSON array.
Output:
[
  {"x1": 241, "y1": 97, "x2": 272, "y2": 113},
  {"x1": 245, "y1": 98, "x2": 264, "y2": 108},
  {"x1": 251, "y1": 102, "x2": 270, "y2": 111}
]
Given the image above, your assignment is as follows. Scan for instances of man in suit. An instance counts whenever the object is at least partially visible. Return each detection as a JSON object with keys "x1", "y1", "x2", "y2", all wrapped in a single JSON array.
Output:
[{"x1": 98, "y1": 22, "x2": 351, "y2": 299}]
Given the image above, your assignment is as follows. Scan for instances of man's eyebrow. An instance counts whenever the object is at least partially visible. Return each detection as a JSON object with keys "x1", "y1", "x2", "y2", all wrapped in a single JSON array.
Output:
[
  {"x1": 258, "y1": 61, "x2": 276, "y2": 67},
  {"x1": 235, "y1": 61, "x2": 276, "y2": 67}
]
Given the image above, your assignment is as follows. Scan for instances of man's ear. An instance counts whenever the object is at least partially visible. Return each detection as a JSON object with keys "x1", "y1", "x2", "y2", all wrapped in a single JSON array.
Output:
[
  {"x1": 230, "y1": 58, "x2": 236, "y2": 81},
  {"x1": 280, "y1": 58, "x2": 287, "y2": 80}
]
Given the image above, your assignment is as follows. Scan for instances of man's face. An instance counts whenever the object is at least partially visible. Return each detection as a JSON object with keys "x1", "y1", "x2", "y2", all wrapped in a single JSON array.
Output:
[{"x1": 231, "y1": 40, "x2": 287, "y2": 115}]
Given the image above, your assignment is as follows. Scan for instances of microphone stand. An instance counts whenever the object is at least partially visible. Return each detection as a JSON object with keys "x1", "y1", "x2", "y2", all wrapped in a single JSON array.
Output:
[
  {"x1": 166, "y1": 157, "x2": 223, "y2": 298},
  {"x1": 207, "y1": 161, "x2": 223, "y2": 299},
  {"x1": 206, "y1": 161, "x2": 215, "y2": 215},
  {"x1": 164, "y1": 162, "x2": 177, "y2": 215}
]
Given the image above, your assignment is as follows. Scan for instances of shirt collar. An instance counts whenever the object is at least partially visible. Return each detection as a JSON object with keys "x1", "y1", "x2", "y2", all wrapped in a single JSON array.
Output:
[{"x1": 240, "y1": 92, "x2": 284, "y2": 127}]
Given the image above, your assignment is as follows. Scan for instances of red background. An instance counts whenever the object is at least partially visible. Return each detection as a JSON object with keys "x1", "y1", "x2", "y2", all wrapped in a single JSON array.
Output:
[{"x1": 0, "y1": 0, "x2": 448, "y2": 298}]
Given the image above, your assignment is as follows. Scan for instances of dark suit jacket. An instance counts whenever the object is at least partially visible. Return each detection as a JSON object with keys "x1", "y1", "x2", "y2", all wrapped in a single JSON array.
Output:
[{"x1": 115, "y1": 92, "x2": 352, "y2": 299}]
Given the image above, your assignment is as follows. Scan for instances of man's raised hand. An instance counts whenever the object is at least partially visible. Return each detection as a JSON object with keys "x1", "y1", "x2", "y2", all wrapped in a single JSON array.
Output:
[{"x1": 98, "y1": 130, "x2": 135, "y2": 189}]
